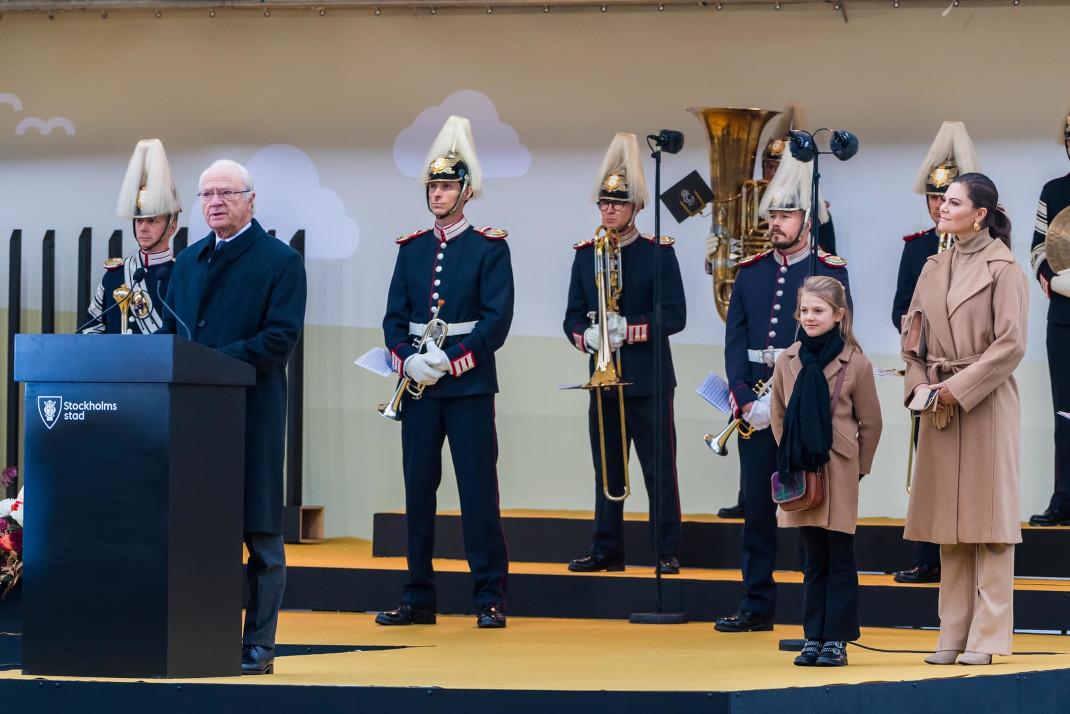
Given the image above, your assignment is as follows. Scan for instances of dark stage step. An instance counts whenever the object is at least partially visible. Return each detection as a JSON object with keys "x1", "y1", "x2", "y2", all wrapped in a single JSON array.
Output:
[
  {"x1": 373, "y1": 510, "x2": 1070, "y2": 578},
  {"x1": 274, "y1": 538, "x2": 1070, "y2": 633}
]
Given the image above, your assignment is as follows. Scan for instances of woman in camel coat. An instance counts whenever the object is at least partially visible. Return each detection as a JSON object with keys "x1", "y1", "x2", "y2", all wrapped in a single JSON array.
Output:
[{"x1": 902, "y1": 173, "x2": 1029, "y2": 665}]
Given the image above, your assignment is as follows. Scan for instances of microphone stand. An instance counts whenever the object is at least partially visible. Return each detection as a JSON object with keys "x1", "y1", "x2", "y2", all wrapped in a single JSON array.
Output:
[{"x1": 630, "y1": 138, "x2": 687, "y2": 625}]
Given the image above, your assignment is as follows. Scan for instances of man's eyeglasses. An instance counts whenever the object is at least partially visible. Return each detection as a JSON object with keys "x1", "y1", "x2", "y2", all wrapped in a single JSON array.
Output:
[
  {"x1": 598, "y1": 200, "x2": 630, "y2": 212},
  {"x1": 197, "y1": 189, "x2": 251, "y2": 203}
]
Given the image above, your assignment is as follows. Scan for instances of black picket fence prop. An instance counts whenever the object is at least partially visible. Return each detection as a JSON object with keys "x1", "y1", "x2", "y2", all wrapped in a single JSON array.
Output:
[{"x1": 3, "y1": 227, "x2": 307, "y2": 507}]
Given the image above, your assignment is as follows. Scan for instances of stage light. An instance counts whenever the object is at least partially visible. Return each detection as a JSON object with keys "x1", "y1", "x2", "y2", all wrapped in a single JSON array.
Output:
[
  {"x1": 543, "y1": 4, "x2": 550, "y2": 10},
  {"x1": 154, "y1": 8, "x2": 162, "y2": 18},
  {"x1": 319, "y1": 7, "x2": 327, "y2": 15},
  {"x1": 788, "y1": 131, "x2": 817, "y2": 163},
  {"x1": 658, "y1": 3, "x2": 665, "y2": 10},
  {"x1": 487, "y1": 6, "x2": 494, "y2": 13},
  {"x1": 264, "y1": 8, "x2": 271, "y2": 16},
  {"x1": 716, "y1": 1, "x2": 723, "y2": 7},
  {"x1": 209, "y1": 8, "x2": 216, "y2": 16},
  {"x1": 601, "y1": 3, "x2": 607, "y2": 10},
  {"x1": 374, "y1": 7, "x2": 381, "y2": 14},
  {"x1": 893, "y1": 0, "x2": 900, "y2": 6},
  {"x1": 775, "y1": 1, "x2": 781, "y2": 8},
  {"x1": 830, "y1": 130, "x2": 859, "y2": 161}
]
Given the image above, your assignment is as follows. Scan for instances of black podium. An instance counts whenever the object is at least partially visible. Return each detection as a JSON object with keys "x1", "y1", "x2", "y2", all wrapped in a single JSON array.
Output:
[{"x1": 14, "y1": 334, "x2": 255, "y2": 678}]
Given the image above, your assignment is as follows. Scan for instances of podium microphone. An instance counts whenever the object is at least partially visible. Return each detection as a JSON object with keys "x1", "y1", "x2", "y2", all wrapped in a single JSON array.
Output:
[
  {"x1": 73, "y1": 267, "x2": 147, "y2": 333},
  {"x1": 154, "y1": 267, "x2": 192, "y2": 341}
]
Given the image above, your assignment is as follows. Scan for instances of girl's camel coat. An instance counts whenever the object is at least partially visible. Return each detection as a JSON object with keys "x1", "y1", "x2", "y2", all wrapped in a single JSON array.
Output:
[{"x1": 771, "y1": 343, "x2": 883, "y2": 535}]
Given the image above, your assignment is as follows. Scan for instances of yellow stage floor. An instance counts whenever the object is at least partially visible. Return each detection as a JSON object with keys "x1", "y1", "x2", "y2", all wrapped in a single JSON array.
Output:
[{"x1": 4, "y1": 612, "x2": 1068, "y2": 691}]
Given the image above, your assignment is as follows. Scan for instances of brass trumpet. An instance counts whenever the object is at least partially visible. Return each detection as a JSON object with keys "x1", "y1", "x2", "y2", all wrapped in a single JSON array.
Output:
[
  {"x1": 703, "y1": 379, "x2": 772, "y2": 456},
  {"x1": 578, "y1": 226, "x2": 631, "y2": 503},
  {"x1": 378, "y1": 317, "x2": 449, "y2": 422},
  {"x1": 112, "y1": 283, "x2": 133, "y2": 335}
]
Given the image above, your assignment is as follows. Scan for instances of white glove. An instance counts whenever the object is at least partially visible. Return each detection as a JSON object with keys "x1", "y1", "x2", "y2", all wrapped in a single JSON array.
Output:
[
  {"x1": 1051, "y1": 269, "x2": 1070, "y2": 298},
  {"x1": 745, "y1": 393, "x2": 772, "y2": 431},
  {"x1": 705, "y1": 234, "x2": 719, "y2": 261},
  {"x1": 583, "y1": 325, "x2": 601, "y2": 353},
  {"x1": 607, "y1": 312, "x2": 627, "y2": 350},
  {"x1": 404, "y1": 353, "x2": 445, "y2": 386},
  {"x1": 423, "y1": 341, "x2": 451, "y2": 372}
]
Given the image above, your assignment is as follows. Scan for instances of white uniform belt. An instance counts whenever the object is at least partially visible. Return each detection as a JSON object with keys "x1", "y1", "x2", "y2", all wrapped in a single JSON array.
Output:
[
  {"x1": 748, "y1": 348, "x2": 784, "y2": 366},
  {"x1": 409, "y1": 320, "x2": 477, "y2": 337}
]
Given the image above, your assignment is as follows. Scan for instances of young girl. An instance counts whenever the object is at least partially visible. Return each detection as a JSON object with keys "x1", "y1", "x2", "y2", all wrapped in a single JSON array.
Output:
[{"x1": 770, "y1": 275, "x2": 883, "y2": 667}]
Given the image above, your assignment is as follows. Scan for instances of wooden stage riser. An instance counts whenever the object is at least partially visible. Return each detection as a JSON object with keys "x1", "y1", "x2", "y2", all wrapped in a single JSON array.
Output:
[
  {"x1": 372, "y1": 513, "x2": 1070, "y2": 578},
  {"x1": 282, "y1": 567, "x2": 1070, "y2": 631},
  {"x1": 3, "y1": 670, "x2": 1069, "y2": 714}
]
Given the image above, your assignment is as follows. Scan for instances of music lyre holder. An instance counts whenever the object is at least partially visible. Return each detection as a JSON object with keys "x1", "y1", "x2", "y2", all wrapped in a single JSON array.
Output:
[{"x1": 630, "y1": 130, "x2": 688, "y2": 625}]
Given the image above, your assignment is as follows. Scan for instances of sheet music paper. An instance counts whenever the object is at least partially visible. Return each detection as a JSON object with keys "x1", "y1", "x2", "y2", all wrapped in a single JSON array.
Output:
[
  {"x1": 1059, "y1": 411, "x2": 1070, "y2": 421},
  {"x1": 696, "y1": 372, "x2": 733, "y2": 415},
  {"x1": 874, "y1": 367, "x2": 906, "y2": 378},
  {"x1": 354, "y1": 347, "x2": 395, "y2": 378}
]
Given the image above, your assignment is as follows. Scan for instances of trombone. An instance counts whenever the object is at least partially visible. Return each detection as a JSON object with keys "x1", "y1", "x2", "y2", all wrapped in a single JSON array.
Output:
[
  {"x1": 377, "y1": 317, "x2": 449, "y2": 422},
  {"x1": 571, "y1": 226, "x2": 631, "y2": 502},
  {"x1": 703, "y1": 379, "x2": 772, "y2": 456}
]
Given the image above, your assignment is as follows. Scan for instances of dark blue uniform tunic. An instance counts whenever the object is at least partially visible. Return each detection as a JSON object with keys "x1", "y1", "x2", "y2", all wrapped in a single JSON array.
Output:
[
  {"x1": 563, "y1": 231, "x2": 686, "y2": 560},
  {"x1": 724, "y1": 245, "x2": 850, "y2": 619},
  {"x1": 82, "y1": 252, "x2": 173, "y2": 334},
  {"x1": 1031, "y1": 173, "x2": 1070, "y2": 514},
  {"x1": 383, "y1": 217, "x2": 513, "y2": 611}
]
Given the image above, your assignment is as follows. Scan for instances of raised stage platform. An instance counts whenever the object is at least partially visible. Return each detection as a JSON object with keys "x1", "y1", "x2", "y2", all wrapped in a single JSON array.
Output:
[
  {"x1": 2, "y1": 613, "x2": 1069, "y2": 713},
  {"x1": 4, "y1": 509, "x2": 1070, "y2": 712}
]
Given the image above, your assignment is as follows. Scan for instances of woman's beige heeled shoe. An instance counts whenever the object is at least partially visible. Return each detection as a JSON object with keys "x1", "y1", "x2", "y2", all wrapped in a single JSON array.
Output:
[
  {"x1": 957, "y1": 651, "x2": 993, "y2": 665},
  {"x1": 924, "y1": 650, "x2": 961, "y2": 665}
]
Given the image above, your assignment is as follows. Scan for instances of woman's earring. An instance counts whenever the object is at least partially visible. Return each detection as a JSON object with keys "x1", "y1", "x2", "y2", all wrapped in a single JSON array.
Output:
[{"x1": 973, "y1": 218, "x2": 982, "y2": 232}]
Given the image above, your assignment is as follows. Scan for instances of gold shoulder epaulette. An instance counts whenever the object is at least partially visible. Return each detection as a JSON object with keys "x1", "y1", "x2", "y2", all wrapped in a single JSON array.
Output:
[
  {"x1": 817, "y1": 250, "x2": 848, "y2": 268},
  {"x1": 478, "y1": 226, "x2": 508, "y2": 240},
  {"x1": 396, "y1": 229, "x2": 428, "y2": 245},
  {"x1": 737, "y1": 249, "x2": 772, "y2": 268},
  {"x1": 573, "y1": 238, "x2": 595, "y2": 250},
  {"x1": 103, "y1": 257, "x2": 124, "y2": 271},
  {"x1": 903, "y1": 230, "x2": 928, "y2": 243}
]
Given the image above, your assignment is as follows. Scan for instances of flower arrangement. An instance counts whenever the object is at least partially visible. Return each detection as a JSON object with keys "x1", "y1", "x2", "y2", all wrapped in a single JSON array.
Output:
[{"x1": 0, "y1": 467, "x2": 23, "y2": 597}]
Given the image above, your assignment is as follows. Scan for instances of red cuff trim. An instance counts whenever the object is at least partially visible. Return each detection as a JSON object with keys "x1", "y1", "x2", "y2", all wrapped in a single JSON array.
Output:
[
  {"x1": 626, "y1": 322, "x2": 649, "y2": 343},
  {"x1": 573, "y1": 331, "x2": 586, "y2": 352},
  {"x1": 729, "y1": 391, "x2": 739, "y2": 418},
  {"x1": 450, "y1": 349, "x2": 476, "y2": 377},
  {"x1": 391, "y1": 349, "x2": 404, "y2": 376}
]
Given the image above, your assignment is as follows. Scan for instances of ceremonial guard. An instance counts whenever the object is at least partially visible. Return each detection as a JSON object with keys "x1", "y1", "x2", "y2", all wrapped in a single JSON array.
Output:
[
  {"x1": 715, "y1": 153, "x2": 850, "y2": 633},
  {"x1": 564, "y1": 133, "x2": 687, "y2": 575},
  {"x1": 718, "y1": 104, "x2": 835, "y2": 520},
  {"x1": 1029, "y1": 111, "x2": 1070, "y2": 526},
  {"x1": 82, "y1": 138, "x2": 178, "y2": 334},
  {"x1": 891, "y1": 121, "x2": 979, "y2": 582},
  {"x1": 378, "y1": 116, "x2": 513, "y2": 628}
]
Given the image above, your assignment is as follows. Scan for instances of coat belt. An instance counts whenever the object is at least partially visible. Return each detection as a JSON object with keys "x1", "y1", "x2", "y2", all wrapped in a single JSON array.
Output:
[
  {"x1": 409, "y1": 320, "x2": 477, "y2": 337},
  {"x1": 925, "y1": 353, "x2": 983, "y2": 383}
]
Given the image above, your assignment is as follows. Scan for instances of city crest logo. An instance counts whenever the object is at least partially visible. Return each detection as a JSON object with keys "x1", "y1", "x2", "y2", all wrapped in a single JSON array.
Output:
[{"x1": 37, "y1": 395, "x2": 64, "y2": 430}]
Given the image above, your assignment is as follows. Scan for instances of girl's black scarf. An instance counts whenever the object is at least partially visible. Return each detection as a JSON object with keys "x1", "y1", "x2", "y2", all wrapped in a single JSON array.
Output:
[{"x1": 777, "y1": 329, "x2": 845, "y2": 475}]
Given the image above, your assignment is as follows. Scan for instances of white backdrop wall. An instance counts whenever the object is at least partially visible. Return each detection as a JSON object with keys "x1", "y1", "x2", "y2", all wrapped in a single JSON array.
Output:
[{"x1": 0, "y1": 4, "x2": 1065, "y2": 538}]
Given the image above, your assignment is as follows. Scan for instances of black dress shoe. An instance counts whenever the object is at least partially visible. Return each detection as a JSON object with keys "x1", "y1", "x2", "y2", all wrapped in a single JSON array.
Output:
[
  {"x1": 717, "y1": 503, "x2": 745, "y2": 519},
  {"x1": 657, "y1": 556, "x2": 680, "y2": 575},
  {"x1": 375, "y1": 603, "x2": 437, "y2": 626},
  {"x1": 1029, "y1": 508, "x2": 1070, "y2": 526},
  {"x1": 894, "y1": 564, "x2": 941, "y2": 584},
  {"x1": 568, "y1": 553, "x2": 625, "y2": 572},
  {"x1": 714, "y1": 611, "x2": 774, "y2": 632},
  {"x1": 241, "y1": 644, "x2": 275, "y2": 675},
  {"x1": 816, "y1": 640, "x2": 848, "y2": 666},
  {"x1": 793, "y1": 639, "x2": 823, "y2": 666},
  {"x1": 477, "y1": 604, "x2": 507, "y2": 628}
]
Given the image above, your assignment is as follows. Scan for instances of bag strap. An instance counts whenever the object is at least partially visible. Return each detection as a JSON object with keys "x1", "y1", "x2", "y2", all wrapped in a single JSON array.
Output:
[{"x1": 829, "y1": 347, "x2": 851, "y2": 412}]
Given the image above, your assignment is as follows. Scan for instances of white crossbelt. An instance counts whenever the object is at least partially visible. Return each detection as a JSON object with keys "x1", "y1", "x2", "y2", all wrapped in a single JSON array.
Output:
[
  {"x1": 409, "y1": 320, "x2": 477, "y2": 337},
  {"x1": 748, "y1": 348, "x2": 785, "y2": 366}
]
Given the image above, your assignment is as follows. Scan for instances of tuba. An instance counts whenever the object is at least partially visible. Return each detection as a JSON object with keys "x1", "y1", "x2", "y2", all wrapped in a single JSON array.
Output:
[{"x1": 688, "y1": 107, "x2": 781, "y2": 321}]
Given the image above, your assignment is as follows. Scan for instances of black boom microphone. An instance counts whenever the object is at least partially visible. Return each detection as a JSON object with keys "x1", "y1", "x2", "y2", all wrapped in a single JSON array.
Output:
[{"x1": 154, "y1": 266, "x2": 192, "y2": 340}]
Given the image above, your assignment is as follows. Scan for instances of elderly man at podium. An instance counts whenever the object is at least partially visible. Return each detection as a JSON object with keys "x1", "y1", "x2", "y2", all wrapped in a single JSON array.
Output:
[{"x1": 161, "y1": 159, "x2": 307, "y2": 675}]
